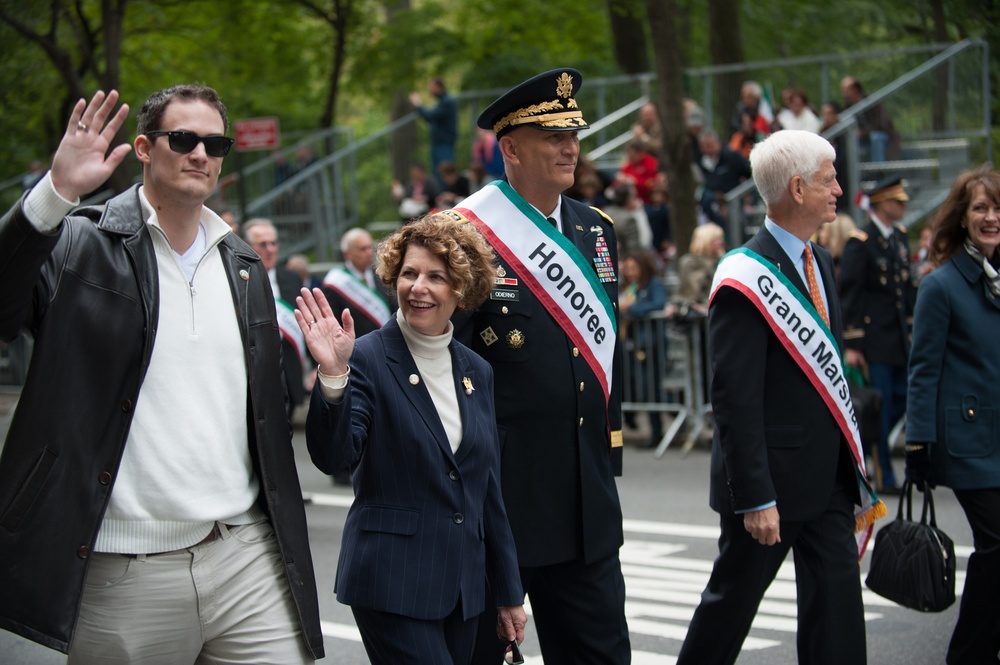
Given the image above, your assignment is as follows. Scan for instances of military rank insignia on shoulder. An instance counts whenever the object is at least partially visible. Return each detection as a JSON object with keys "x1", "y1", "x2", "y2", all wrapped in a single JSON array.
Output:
[
  {"x1": 591, "y1": 207, "x2": 615, "y2": 225},
  {"x1": 851, "y1": 228, "x2": 869, "y2": 242}
]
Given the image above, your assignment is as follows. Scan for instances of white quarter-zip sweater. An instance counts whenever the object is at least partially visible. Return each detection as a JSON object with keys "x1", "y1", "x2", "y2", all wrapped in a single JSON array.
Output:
[{"x1": 94, "y1": 188, "x2": 265, "y2": 554}]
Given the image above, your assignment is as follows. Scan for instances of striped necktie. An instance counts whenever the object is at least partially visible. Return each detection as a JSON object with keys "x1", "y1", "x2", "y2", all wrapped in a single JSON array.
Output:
[{"x1": 803, "y1": 244, "x2": 830, "y2": 327}]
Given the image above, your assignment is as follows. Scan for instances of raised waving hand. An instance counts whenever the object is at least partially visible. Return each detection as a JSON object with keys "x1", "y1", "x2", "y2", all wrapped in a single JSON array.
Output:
[
  {"x1": 295, "y1": 287, "x2": 355, "y2": 376},
  {"x1": 49, "y1": 90, "x2": 132, "y2": 202}
]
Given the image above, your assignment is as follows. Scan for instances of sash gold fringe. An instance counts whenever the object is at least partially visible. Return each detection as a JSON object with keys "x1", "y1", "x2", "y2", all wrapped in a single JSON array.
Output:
[{"x1": 855, "y1": 500, "x2": 888, "y2": 533}]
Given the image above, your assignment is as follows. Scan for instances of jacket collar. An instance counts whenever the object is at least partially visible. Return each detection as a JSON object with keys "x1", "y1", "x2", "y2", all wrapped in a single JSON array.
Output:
[
  {"x1": 380, "y1": 317, "x2": 476, "y2": 463},
  {"x1": 95, "y1": 185, "x2": 258, "y2": 261}
]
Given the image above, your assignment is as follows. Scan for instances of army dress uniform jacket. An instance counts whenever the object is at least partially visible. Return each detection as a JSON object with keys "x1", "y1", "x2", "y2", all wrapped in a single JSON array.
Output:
[
  {"x1": 839, "y1": 220, "x2": 917, "y2": 367},
  {"x1": 0, "y1": 188, "x2": 324, "y2": 657},
  {"x1": 455, "y1": 195, "x2": 624, "y2": 568}
]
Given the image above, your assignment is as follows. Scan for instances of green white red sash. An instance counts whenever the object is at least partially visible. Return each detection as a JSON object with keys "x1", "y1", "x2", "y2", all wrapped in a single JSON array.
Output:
[
  {"x1": 451, "y1": 181, "x2": 617, "y2": 402},
  {"x1": 321, "y1": 267, "x2": 391, "y2": 329},
  {"x1": 710, "y1": 247, "x2": 885, "y2": 558},
  {"x1": 275, "y1": 298, "x2": 305, "y2": 363}
]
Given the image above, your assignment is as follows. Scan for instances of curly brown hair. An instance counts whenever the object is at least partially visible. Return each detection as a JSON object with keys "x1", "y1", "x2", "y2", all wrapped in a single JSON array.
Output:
[
  {"x1": 931, "y1": 164, "x2": 1000, "y2": 264},
  {"x1": 376, "y1": 213, "x2": 497, "y2": 311}
]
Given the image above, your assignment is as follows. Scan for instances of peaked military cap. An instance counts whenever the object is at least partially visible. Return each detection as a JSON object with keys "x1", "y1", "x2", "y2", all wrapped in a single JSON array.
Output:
[
  {"x1": 477, "y1": 68, "x2": 589, "y2": 138},
  {"x1": 867, "y1": 176, "x2": 909, "y2": 204}
]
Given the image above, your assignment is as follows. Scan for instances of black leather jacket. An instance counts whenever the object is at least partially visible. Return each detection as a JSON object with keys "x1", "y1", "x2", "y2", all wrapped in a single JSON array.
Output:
[{"x1": 0, "y1": 187, "x2": 324, "y2": 658}]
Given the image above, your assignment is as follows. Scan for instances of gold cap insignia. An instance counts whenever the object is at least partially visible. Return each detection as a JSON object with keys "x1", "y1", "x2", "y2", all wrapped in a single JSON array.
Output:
[{"x1": 556, "y1": 72, "x2": 574, "y2": 98}]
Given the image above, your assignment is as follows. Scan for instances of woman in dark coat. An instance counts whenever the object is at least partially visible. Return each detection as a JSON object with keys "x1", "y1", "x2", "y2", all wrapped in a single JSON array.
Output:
[{"x1": 906, "y1": 164, "x2": 1000, "y2": 664}]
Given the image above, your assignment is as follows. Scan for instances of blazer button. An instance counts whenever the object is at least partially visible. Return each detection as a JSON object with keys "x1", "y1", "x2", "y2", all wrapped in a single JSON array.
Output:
[
  {"x1": 968, "y1": 408, "x2": 976, "y2": 417},
  {"x1": 448, "y1": 469, "x2": 460, "y2": 481},
  {"x1": 579, "y1": 417, "x2": 584, "y2": 427},
  {"x1": 453, "y1": 513, "x2": 464, "y2": 524},
  {"x1": 121, "y1": 398, "x2": 133, "y2": 412},
  {"x1": 579, "y1": 382, "x2": 585, "y2": 392},
  {"x1": 98, "y1": 471, "x2": 113, "y2": 485},
  {"x1": 502, "y1": 306, "x2": 509, "y2": 315},
  {"x1": 572, "y1": 347, "x2": 580, "y2": 357},
  {"x1": 77, "y1": 546, "x2": 91, "y2": 559}
]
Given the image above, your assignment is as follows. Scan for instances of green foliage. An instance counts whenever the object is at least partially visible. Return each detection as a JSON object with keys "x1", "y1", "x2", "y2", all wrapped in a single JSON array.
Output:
[{"x1": 0, "y1": 0, "x2": 997, "y2": 194}]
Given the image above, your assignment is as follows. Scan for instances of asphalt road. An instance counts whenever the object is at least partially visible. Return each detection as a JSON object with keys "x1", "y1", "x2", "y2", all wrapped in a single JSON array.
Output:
[{"x1": 0, "y1": 404, "x2": 969, "y2": 664}]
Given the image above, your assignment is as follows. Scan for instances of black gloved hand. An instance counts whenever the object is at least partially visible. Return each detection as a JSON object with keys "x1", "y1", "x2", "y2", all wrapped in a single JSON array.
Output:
[{"x1": 904, "y1": 444, "x2": 931, "y2": 491}]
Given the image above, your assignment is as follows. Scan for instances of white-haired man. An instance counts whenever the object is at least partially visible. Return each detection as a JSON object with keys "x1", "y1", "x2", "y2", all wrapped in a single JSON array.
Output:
[
  {"x1": 243, "y1": 218, "x2": 308, "y2": 418},
  {"x1": 321, "y1": 227, "x2": 393, "y2": 340},
  {"x1": 677, "y1": 130, "x2": 882, "y2": 665}
]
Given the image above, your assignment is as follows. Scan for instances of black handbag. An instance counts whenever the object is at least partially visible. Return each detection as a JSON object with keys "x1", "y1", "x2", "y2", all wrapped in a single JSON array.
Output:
[{"x1": 865, "y1": 480, "x2": 956, "y2": 612}]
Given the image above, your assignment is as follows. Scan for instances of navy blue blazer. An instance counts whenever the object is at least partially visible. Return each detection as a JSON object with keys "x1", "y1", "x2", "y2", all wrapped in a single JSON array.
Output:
[
  {"x1": 907, "y1": 251, "x2": 1000, "y2": 490},
  {"x1": 306, "y1": 317, "x2": 522, "y2": 620},
  {"x1": 708, "y1": 226, "x2": 860, "y2": 519}
]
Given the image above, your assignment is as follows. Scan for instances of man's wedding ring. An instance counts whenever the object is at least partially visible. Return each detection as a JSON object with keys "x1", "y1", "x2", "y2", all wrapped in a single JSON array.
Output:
[{"x1": 77, "y1": 121, "x2": 88, "y2": 132}]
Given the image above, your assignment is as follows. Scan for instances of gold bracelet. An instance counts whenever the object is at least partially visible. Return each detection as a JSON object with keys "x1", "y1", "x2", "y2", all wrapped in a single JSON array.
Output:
[{"x1": 317, "y1": 365, "x2": 350, "y2": 381}]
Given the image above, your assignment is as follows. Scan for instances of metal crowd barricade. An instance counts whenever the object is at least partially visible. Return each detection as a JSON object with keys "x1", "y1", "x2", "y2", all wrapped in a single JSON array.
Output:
[{"x1": 620, "y1": 312, "x2": 712, "y2": 458}]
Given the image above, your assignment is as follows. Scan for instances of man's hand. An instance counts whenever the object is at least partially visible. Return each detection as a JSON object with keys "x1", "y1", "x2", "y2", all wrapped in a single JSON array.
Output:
[
  {"x1": 497, "y1": 604, "x2": 527, "y2": 644},
  {"x1": 844, "y1": 348, "x2": 866, "y2": 370},
  {"x1": 50, "y1": 90, "x2": 132, "y2": 202},
  {"x1": 744, "y1": 506, "x2": 781, "y2": 546}
]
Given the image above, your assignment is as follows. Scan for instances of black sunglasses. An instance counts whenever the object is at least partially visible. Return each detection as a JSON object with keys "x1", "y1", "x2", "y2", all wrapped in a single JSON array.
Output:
[{"x1": 145, "y1": 130, "x2": 235, "y2": 158}]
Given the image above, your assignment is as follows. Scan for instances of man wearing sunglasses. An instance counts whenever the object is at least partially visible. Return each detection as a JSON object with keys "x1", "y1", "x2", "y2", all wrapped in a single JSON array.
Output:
[{"x1": 0, "y1": 85, "x2": 324, "y2": 663}]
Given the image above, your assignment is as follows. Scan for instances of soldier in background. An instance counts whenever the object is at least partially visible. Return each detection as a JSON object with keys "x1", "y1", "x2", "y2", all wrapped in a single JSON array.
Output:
[{"x1": 839, "y1": 176, "x2": 917, "y2": 494}]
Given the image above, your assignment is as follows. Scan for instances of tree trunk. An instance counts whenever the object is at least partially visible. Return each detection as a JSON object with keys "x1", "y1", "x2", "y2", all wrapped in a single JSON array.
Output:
[
  {"x1": 319, "y1": 0, "x2": 351, "y2": 129},
  {"x1": 928, "y1": 0, "x2": 949, "y2": 133},
  {"x1": 644, "y1": 0, "x2": 697, "y2": 256},
  {"x1": 386, "y1": 0, "x2": 417, "y2": 184},
  {"x1": 100, "y1": 0, "x2": 132, "y2": 194},
  {"x1": 707, "y1": 0, "x2": 743, "y2": 136},
  {"x1": 607, "y1": 0, "x2": 650, "y2": 74}
]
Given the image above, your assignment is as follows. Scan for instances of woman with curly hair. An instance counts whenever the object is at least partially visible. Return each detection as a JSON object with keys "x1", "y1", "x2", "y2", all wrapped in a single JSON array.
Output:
[{"x1": 296, "y1": 213, "x2": 526, "y2": 664}]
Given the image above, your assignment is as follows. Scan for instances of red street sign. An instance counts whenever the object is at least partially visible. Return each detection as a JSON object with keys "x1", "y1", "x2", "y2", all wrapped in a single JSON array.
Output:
[{"x1": 234, "y1": 117, "x2": 280, "y2": 152}]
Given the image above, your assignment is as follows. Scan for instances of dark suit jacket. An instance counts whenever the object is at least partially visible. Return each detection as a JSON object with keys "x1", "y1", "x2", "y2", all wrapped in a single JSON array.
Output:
[
  {"x1": 907, "y1": 251, "x2": 1000, "y2": 490},
  {"x1": 839, "y1": 219, "x2": 916, "y2": 366},
  {"x1": 276, "y1": 266, "x2": 306, "y2": 405},
  {"x1": 708, "y1": 226, "x2": 860, "y2": 520},
  {"x1": 455, "y1": 195, "x2": 624, "y2": 568},
  {"x1": 700, "y1": 147, "x2": 752, "y2": 194},
  {"x1": 305, "y1": 317, "x2": 522, "y2": 620}
]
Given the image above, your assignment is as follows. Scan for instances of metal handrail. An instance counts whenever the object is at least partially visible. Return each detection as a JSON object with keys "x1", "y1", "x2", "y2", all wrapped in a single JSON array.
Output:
[{"x1": 723, "y1": 38, "x2": 989, "y2": 242}]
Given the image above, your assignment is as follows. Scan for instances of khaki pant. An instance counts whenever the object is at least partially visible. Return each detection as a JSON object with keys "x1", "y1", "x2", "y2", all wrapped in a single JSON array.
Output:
[{"x1": 68, "y1": 521, "x2": 313, "y2": 665}]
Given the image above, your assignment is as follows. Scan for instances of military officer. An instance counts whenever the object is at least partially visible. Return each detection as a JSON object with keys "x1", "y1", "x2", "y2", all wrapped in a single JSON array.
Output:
[
  {"x1": 452, "y1": 69, "x2": 630, "y2": 665},
  {"x1": 839, "y1": 176, "x2": 917, "y2": 494}
]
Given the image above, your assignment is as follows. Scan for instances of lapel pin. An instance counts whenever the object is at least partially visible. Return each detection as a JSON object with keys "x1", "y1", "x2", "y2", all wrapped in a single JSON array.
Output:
[
  {"x1": 409, "y1": 374, "x2": 420, "y2": 385},
  {"x1": 462, "y1": 377, "x2": 474, "y2": 395},
  {"x1": 239, "y1": 269, "x2": 250, "y2": 281}
]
